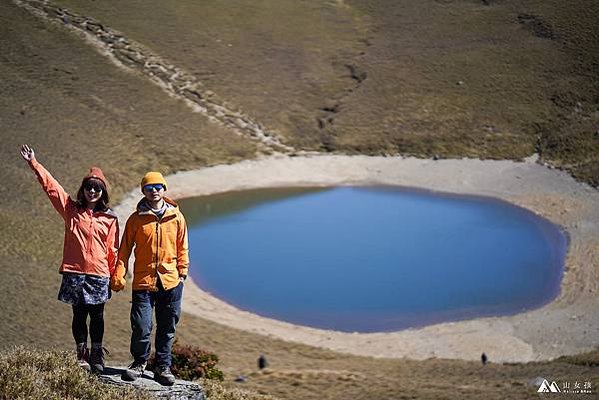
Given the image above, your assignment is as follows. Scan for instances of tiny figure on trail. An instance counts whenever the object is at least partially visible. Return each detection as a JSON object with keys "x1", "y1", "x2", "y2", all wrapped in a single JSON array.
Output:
[{"x1": 258, "y1": 354, "x2": 268, "y2": 370}]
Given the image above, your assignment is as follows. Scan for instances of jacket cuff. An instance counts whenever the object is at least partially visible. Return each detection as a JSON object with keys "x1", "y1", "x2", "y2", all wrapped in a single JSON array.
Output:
[
  {"x1": 113, "y1": 263, "x2": 127, "y2": 279},
  {"x1": 28, "y1": 158, "x2": 39, "y2": 170},
  {"x1": 177, "y1": 266, "x2": 189, "y2": 278},
  {"x1": 110, "y1": 275, "x2": 126, "y2": 291}
]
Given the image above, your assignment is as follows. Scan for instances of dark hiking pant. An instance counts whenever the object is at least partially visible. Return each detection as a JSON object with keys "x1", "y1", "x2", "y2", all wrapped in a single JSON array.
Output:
[
  {"x1": 72, "y1": 303, "x2": 105, "y2": 344},
  {"x1": 130, "y1": 279, "x2": 183, "y2": 368}
]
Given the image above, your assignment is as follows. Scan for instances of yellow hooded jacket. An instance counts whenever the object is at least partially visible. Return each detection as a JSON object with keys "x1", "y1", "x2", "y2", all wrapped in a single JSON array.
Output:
[{"x1": 111, "y1": 197, "x2": 189, "y2": 291}]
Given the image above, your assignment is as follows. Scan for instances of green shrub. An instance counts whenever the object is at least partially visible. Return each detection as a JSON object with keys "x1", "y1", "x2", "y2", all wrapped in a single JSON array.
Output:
[
  {"x1": 148, "y1": 342, "x2": 224, "y2": 381},
  {"x1": 171, "y1": 343, "x2": 224, "y2": 381}
]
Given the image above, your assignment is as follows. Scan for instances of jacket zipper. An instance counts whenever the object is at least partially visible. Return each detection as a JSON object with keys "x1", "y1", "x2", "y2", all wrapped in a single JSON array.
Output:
[
  {"x1": 87, "y1": 210, "x2": 94, "y2": 259},
  {"x1": 154, "y1": 220, "x2": 160, "y2": 290}
]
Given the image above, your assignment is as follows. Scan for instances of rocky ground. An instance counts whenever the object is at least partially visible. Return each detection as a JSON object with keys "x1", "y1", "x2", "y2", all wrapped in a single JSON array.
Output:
[{"x1": 99, "y1": 366, "x2": 205, "y2": 400}]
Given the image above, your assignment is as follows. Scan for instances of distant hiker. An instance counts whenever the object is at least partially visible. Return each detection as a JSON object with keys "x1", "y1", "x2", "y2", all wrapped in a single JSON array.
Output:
[
  {"x1": 481, "y1": 352, "x2": 488, "y2": 365},
  {"x1": 258, "y1": 354, "x2": 268, "y2": 370},
  {"x1": 20, "y1": 144, "x2": 119, "y2": 375},
  {"x1": 111, "y1": 172, "x2": 189, "y2": 387}
]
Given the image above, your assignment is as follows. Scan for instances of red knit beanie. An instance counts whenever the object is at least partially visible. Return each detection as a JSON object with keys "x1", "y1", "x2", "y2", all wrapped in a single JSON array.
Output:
[{"x1": 82, "y1": 166, "x2": 109, "y2": 189}]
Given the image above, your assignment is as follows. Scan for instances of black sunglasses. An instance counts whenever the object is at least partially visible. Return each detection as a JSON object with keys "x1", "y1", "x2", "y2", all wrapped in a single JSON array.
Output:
[
  {"x1": 84, "y1": 182, "x2": 103, "y2": 192},
  {"x1": 144, "y1": 184, "x2": 165, "y2": 192}
]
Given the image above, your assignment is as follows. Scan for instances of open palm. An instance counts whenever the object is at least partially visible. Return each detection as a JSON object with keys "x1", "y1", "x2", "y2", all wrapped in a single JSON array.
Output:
[{"x1": 20, "y1": 144, "x2": 35, "y2": 161}]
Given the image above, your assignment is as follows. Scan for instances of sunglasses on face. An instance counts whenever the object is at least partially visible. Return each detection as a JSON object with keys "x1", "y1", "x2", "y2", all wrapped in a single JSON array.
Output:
[
  {"x1": 144, "y1": 184, "x2": 165, "y2": 192},
  {"x1": 84, "y1": 182, "x2": 103, "y2": 192}
]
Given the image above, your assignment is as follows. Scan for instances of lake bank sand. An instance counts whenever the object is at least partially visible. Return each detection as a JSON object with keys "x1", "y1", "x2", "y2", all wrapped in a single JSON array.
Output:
[{"x1": 113, "y1": 155, "x2": 599, "y2": 363}]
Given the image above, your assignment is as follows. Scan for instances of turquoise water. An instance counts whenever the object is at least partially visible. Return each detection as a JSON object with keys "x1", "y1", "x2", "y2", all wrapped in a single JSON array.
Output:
[{"x1": 180, "y1": 186, "x2": 567, "y2": 333}]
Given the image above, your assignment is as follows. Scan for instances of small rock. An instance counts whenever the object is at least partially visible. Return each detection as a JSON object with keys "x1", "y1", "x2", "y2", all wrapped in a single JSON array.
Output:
[
  {"x1": 529, "y1": 376, "x2": 546, "y2": 388},
  {"x1": 235, "y1": 118, "x2": 248, "y2": 129}
]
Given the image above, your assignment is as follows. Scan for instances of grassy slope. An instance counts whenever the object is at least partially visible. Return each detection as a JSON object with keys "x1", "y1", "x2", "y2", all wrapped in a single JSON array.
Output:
[
  {"x1": 52, "y1": 0, "x2": 599, "y2": 184},
  {"x1": 513, "y1": 0, "x2": 599, "y2": 185},
  {"x1": 1, "y1": 0, "x2": 598, "y2": 399},
  {"x1": 179, "y1": 317, "x2": 599, "y2": 400},
  {"x1": 334, "y1": 0, "x2": 561, "y2": 157},
  {"x1": 51, "y1": 0, "x2": 369, "y2": 150},
  {"x1": 0, "y1": 347, "x2": 274, "y2": 400},
  {"x1": 0, "y1": 0, "x2": 255, "y2": 357}
]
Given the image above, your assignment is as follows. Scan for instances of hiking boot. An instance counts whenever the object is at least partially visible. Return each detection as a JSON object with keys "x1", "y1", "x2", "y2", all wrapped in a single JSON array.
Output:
[
  {"x1": 121, "y1": 360, "x2": 147, "y2": 381},
  {"x1": 76, "y1": 343, "x2": 89, "y2": 371},
  {"x1": 89, "y1": 345, "x2": 109, "y2": 375},
  {"x1": 154, "y1": 366, "x2": 176, "y2": 386}
]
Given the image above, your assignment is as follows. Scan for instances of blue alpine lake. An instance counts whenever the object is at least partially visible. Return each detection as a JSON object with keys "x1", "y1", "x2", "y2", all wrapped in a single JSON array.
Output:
[{"x1": 179, "y1": 186, "x2": 567, "y2": 333}]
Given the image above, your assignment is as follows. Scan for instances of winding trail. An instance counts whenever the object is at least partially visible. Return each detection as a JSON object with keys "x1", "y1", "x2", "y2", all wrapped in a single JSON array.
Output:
[{"x1": 13, "y1": 0, "x2": 294, "y2": 154}]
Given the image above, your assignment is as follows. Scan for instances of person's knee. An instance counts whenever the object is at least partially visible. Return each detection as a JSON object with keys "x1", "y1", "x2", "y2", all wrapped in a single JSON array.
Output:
[
  {"x1": 131, "y1": 311, "x2": 153, "y2": 337},
  {"x1": 156, "y1": 301, "x2": 181, "y2": 331},
  {"x1": 72, "y1": 304, "x2": 88, "y2": 322},
  {"x1": 132, "y1": 317, "x2": 153, "y2": 337},
  {"x1": 89, "y1": 304, "x2": 105, "y2": 320},
  {"x1": 130, "y1": 295, "x2": 154, "y2": 333}
]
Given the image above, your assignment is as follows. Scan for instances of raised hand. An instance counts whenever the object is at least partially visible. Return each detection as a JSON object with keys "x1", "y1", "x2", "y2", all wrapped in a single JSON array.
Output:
[{"x1": 20, "y1": 144, "x2": 35, "y2": 161}]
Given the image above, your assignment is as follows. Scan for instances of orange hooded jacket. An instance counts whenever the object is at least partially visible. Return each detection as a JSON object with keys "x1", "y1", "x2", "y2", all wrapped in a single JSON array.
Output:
[
  {"x1": 111, "y1": 197, "x2": 189, "y2": 292},
  {"x1": 29, "y1": 159, "x2": 119, "y2": 277}
]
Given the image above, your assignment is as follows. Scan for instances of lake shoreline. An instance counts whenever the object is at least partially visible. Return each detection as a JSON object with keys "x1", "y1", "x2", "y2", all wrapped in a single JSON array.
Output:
[
  {"x1": 113, "y1": 154, "x2": 599, "y2": 363},
  {"x1": 181, "y1": 185, "x2": 568, "y2": 334}
]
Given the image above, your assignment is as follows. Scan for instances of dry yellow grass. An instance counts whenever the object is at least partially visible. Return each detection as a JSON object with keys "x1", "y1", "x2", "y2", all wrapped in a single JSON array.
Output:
[
  {"x1": 50, "y1": 0, "x2": 599, "y2": 184},
  {"x1": 0, "y1": 347, "x2": 153, "y2": 400},
  {"x1": 1, "y1": 1, "x2": 598, "y2": 399}
]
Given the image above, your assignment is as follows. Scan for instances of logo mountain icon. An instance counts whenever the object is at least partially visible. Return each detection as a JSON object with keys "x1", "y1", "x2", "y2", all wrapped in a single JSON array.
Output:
[{"x1": 537, "y1": 379, "x2": 561, "y2": 393}]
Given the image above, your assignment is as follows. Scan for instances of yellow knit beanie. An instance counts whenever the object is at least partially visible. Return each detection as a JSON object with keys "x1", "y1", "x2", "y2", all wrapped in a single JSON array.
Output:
[{"x1": 141, "y1": 171, "x2": 167, "y2": 192}]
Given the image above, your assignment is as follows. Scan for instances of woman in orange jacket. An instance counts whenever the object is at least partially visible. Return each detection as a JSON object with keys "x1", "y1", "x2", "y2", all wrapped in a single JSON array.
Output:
[{"x1": 20, "y1": 144, "x2": 119, "y2": 374}]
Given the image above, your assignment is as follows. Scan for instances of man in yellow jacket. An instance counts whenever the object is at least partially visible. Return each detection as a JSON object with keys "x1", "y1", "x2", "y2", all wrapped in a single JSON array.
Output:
[{"x1": 111, "y1": 171, "x2": 189, "y2": 386}]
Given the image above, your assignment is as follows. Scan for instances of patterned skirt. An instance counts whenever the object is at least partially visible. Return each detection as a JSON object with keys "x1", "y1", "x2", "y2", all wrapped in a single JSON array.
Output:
[{"x1": 58, "y1": 272, "x2": 111, "y2": 305}]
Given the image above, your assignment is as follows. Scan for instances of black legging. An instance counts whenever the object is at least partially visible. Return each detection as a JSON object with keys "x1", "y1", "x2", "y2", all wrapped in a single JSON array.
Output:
[{"x1": 72, "y1": 303, "x2": 105, "y2": 344}]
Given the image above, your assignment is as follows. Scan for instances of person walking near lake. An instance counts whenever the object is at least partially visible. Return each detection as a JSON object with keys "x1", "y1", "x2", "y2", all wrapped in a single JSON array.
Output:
[
  {"x1": 111, "y1": 172, "x2": 189, "y2": 386},
  {"x1": 20, "y1": 144, "x2": 119, "y2": 375}
]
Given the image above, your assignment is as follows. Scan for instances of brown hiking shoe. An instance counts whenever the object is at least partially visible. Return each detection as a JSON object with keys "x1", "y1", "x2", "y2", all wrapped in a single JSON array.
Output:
[
  {"x1": 76, "y1": 343, "x2": 89, "y2": 371},
  {"x1": 89, "y1": 345, "x2": 109, "y2": 375}
]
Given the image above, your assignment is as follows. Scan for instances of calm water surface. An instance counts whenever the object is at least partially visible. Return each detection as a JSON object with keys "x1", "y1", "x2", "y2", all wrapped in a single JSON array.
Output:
[{"x1": 179, "y1": 186, "x2": 567, "y2": 333}]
